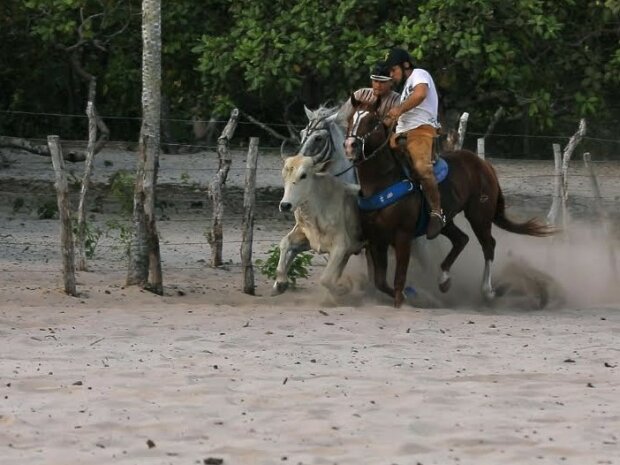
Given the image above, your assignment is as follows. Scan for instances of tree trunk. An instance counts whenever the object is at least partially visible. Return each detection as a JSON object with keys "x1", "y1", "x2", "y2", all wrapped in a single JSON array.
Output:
[{"x1": 126, "y1": 0, "x2": 162, "y2": 294}]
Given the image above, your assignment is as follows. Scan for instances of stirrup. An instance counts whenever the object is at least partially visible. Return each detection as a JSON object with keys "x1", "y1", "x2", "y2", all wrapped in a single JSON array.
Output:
[{"x1": 430, "y1": 210, "x2": 446, "y2": 225}]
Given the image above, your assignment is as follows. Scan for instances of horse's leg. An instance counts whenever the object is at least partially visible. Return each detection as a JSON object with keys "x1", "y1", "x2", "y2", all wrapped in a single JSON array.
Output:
[
  {"x1": 438, "y1": 221, "x2": 470, "y2": 293},
  {"x1": 273, "y1": 225, "x2": 310, "y2": 295},
  {"x1": 469, "y1": 220, "x2": 497, "y2": 301},
  {"x1": 365, "y1": 248, "x2": 375, "y2": 289},
  {"x1": 319, "y1": 246, "x2": 351, "y2": 296},
  {"x1": 368, "y1": 241, "x2": 394, "y2": 298},
  {"x1": 393, "y1": 231, "x2": 412, "y2": 308}
]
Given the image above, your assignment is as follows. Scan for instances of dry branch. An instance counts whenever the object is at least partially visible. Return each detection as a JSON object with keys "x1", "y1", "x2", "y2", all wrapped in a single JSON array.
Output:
[
  {"x1": 241, "y1": 110, "x2": 296, "y2": 144},
  {"x1": 484, "y1": 106, "x2": 505, "y2": 138},
  {"x1": 0, "y1": 136, "x2": 85, "y2": 162}
]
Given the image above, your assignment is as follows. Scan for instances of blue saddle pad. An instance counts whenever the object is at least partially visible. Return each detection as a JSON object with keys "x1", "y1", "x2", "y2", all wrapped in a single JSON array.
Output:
[{"x1": 358, "y1": 157, "x2": 449, "y2": 212}]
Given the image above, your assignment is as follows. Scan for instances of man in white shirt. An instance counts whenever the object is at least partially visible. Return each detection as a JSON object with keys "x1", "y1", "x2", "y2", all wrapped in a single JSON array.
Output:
[{"x1": 383, "y1": 48, "x2": 444, "y2": 240}]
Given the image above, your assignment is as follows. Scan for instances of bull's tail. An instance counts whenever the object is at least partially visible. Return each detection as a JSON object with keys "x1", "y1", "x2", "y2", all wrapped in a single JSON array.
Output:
[{"x1": 493, "y1": 187, "x2": 556, "y2": 237}]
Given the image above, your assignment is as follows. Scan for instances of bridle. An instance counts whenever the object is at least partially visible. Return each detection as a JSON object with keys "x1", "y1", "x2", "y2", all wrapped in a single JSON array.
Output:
[
  {"x1": 345, "y1": 109, "x2": 392, "y2": 165},
  {"x1": 300, "y1": 111, "x2": 356, "y2": 178},
  {"x1": 300, "y1": 113, "x2": 331, "y2": 144}
]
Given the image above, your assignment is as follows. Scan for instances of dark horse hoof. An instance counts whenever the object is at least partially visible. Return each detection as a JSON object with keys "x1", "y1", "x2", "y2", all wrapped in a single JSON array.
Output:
[
  {"x1": 394, "y1": 292, "x2": 405, "y2": 308},
  {"x1": 271, "y1": 281, "x2": 289, "y2": 296},
  {"x1": 439, "y1": 277, "x2": 451, "y2": 293}
]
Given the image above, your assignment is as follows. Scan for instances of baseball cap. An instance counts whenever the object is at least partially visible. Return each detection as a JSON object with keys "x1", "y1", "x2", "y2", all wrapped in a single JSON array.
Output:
[
  {"x1": 384, "y1": 47, "x2": 413, "y2": 69},
  {"x1": 370, "y1": 61, "x2": 391, "y2": 82}
]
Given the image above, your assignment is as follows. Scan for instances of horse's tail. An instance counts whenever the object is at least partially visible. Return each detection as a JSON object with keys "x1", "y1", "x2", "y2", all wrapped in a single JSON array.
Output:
[{"x1": 493, "y1": 185, "x2": 556, "y2": 237}]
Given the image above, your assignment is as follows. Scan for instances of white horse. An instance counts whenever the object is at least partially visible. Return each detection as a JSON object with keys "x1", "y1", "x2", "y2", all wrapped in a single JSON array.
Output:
[{"x1": 297, "y1": 105, "x2": 357, "y2": 185}]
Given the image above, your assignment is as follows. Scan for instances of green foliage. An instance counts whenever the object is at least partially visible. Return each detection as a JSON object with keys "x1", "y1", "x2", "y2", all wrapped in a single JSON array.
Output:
[
  {"x1": 72, "y1": 218, "x2": 103, "y2": 259},
  {"x1": 108, "y1": 170, "x2": 135, "y2": 215},
  {"x1": 37, "y1": 200, "x2": 58, "y2": 219},
  {"x1": 255, "y1": 245, "x2": 313, "y2": 286},
  {"x1": 105, "y1": 218, "x2": 132, "y2": 256},
  {"x1": 2, "y1": 0, "x2": 620, "y2": 152}
]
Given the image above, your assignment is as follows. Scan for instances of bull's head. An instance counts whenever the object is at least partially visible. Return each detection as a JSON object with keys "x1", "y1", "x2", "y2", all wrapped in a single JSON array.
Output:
[{"x1": 279, "y1": 154, "x2": 331, "y2": 212}]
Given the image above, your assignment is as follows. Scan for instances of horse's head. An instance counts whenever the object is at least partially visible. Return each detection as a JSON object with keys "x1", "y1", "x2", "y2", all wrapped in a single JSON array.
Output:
[
  {"x1": 344, "y1": 94, "x2": 388, "y2": 163},
  {"x1": 286, "y1": 104, "x2": 356, "y2": 184},
  {"x1": 279, "y1": 154, "x2": 331, "y2": 212}
]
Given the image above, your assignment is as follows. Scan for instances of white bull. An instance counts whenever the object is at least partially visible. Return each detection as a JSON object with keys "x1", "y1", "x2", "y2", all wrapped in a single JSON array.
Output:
[{"x1": 273, "y1": 154, "x2": 364, "y2": 296}]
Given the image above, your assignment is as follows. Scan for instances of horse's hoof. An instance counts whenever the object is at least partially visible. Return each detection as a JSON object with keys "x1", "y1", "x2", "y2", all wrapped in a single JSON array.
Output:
[
  {"x1": 394, "y1": 293, "x2": 405, "y2": 308},
  {"x1": 439, "y1": 277, "x2": 451, "y2": 293},
  {"x1": 483, "y1": 288, "x2": 496, "y2": 301},
  {"x1": 272, "y1": 281, "x2": 288, "y2": 296}
]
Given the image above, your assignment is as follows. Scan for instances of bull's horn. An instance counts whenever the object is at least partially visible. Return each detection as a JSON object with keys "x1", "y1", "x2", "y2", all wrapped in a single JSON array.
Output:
[
  {"x1": 280, "y1": 139, "x2": 296, "y2": 160},
  {"x1": 311, "y1": 153, "x2": 324, "y2": 165}
]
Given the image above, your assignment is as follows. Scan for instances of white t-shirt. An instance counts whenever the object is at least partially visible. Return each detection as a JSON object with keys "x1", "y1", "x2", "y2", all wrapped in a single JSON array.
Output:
[{"x1": 395, "y1": 68, "x2": 440, "y2": 134}]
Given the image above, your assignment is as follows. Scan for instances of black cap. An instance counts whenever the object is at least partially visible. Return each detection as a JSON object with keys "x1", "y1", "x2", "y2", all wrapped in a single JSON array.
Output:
[
  {"x1": 370, "y1": 61, "x2": 391, "y2": 82},
  {"x1": 384, "y1": 48, "x2": 413, "y2": 69}
]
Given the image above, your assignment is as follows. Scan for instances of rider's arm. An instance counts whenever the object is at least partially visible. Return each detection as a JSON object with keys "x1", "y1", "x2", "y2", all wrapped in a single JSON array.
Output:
[{"x1": 385, "y1": 83, "x2": 428, "y2": 123}]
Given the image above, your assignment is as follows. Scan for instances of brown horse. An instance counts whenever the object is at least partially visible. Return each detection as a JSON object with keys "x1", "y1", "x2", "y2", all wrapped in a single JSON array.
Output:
[{"x1": 344, "y1": 95, "x2": 554, "y2": 308}]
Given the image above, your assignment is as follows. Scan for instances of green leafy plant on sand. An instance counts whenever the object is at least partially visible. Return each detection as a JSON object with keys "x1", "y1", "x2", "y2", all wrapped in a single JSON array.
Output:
[
  {"x1": 255, "y1": 245, "x2": 313, "y2": 286},
  {"x1": 72, "y1": 218, "x2": 103, "y2": 259}
]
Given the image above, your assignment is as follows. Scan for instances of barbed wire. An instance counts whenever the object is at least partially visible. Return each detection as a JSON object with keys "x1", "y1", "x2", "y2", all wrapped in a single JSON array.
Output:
[
  {"x1": 0, "y1": 109, "x2": 305, "y2": 129},
  {"x1": 3, "y1": 108, "x2": 620, "y2": 146}
]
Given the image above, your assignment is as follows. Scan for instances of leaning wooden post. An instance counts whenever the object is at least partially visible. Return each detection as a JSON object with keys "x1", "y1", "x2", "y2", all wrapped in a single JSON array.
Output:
[
  {"x1": 560, "y1": 119, "x2": 586, "y2": 232},
  {"x1": 241, "y1": 137, "x2": 259, "y2": 295},
  {"x1": 476, "y1": 138, "x2": 485, "y2": 160},
  {"x1": 76, "y1": 100, "x2": 97, "y2": 271},
  {"x1": 546, "y1": 143, "x2": 563, "y2": 226},
  {"x1": 456, "y1": 112, "x2": 469, "y2": 150},
  {"x1": 583, "y1": 152, "x2": 618, "y2": 279},
  {"x1": 561, "y1": 119, "x2": 586, "y2": 201},
  {"x1": 208, "y1": 109, "x2": 239, "y2": 266},
  {"x1": 217, "y1": 108, "x2": 239, "y2": 185},
  {"x1": 48, "y1": 136, "x2": 77, "y2": 296}
]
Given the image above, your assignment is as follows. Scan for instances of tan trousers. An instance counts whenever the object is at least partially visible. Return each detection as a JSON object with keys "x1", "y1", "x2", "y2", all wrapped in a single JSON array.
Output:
[{"x1": 390, "y1": 125, "x2": 441, "y2": 211}]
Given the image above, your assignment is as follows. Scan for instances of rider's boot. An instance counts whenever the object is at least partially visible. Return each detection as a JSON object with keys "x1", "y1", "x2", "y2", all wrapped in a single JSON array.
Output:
[{"x1": 420, "y1": 176, "x2": 445, "y2": 240}]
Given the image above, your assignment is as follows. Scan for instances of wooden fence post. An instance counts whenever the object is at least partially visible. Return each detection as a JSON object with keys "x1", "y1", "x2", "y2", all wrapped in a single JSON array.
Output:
[
  {"x1": 217, "y1": 108, "x2": 239, "y2": 185},
  {"x1": 476, "y1": 138, "x2": 485, "y2": 160},
  {"x1": 547, "y1": 143, "x2": 563, "y2": 226},
  {"x1": 557, "y1": 119, "x2": 586, "y2": 233},
  {"x1": 48, "y1": 135, "x2": 77, "y2": 296},
  {"x1": 561, "y1": 119, "x2": 586, "y2": 202},
  {"x1": 583, "y1": 152, "x2": 618, "y2": 279},
  {"x1": 208, "y1": 109, "x2": 239, "y2": 266},
  {"x1": 76, "y1": 101, "x2": 97, "y2": 271},
  {"x1": 456, "y1": 112, "x2": 469, "y2": 150},
  {"x1": 241, "y1": 138, "x2": 259, "y2": 295}
]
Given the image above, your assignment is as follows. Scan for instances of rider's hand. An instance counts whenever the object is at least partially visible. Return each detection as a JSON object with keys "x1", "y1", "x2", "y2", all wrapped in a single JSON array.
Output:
[{"x1": 384, "y1": 107, "x2": 402, "y2": 126}]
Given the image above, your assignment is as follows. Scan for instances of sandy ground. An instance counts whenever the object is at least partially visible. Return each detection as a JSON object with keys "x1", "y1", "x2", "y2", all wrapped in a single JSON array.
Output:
[{"x1": 1, "y1": 145, "x2": 619, "y2": 464}]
